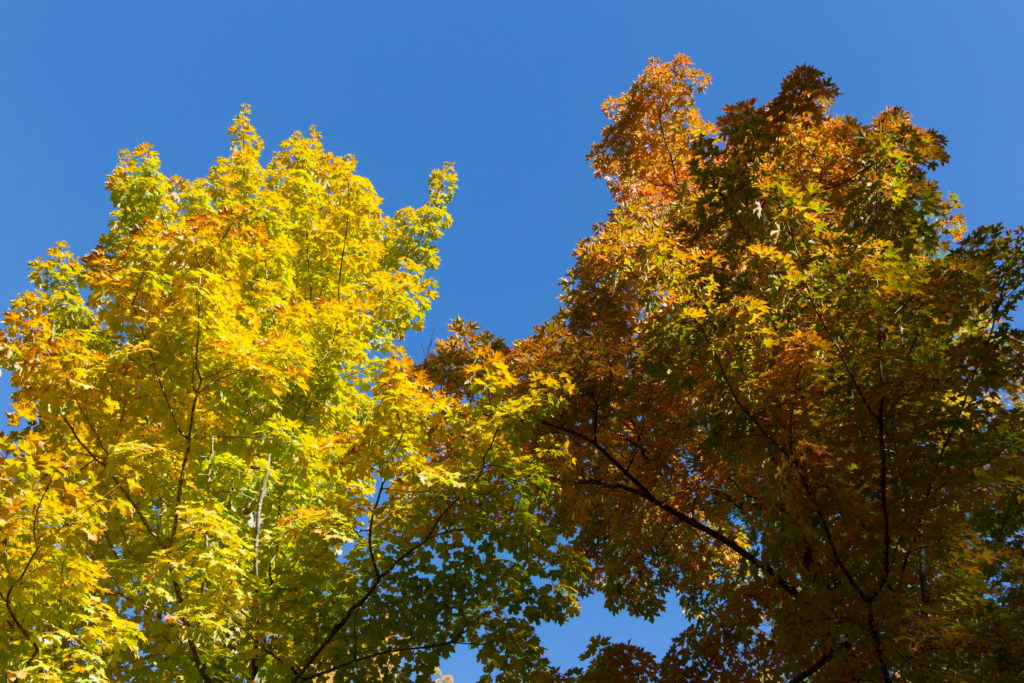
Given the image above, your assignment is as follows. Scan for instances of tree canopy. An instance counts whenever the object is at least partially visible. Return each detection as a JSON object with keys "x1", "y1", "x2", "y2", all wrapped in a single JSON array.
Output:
[
  {"x1": 0, "y1": 108, "x2": 582, "y2": 681},
  {"x1": 517, "y1": 55, "x2": 1024, "y2": 680},
  {"x1": 2, "y1": 57, "x2": 1023, "y2": 682}
]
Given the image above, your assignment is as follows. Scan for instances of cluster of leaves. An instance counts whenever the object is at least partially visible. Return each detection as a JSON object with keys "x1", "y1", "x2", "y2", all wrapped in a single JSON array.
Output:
[
  {"x1": 0, "y1": 108, "x2": 583, "y2": 681},
  {"x1": 516, "y1": 56, "x2": 1024, "y2": 680},
  {"x1": 3, "y1": 55, "x2": 1023, "y2": 682}
]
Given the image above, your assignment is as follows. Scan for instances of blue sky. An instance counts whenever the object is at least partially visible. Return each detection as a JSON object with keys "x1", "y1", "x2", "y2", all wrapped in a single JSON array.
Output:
[{"x1": 1, "y1": 1, "x2": 1021, "y2": 678}]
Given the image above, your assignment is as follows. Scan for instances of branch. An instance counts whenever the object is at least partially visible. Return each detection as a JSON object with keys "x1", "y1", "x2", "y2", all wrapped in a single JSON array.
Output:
[
  {"x1": 697, "y1": 331, "x2": 868, "y2": 600},
  {"x1": 147, "y1": 356, "x2": 186, "y2": 439},
  {"x1": 866, "y1": 604, "x2": 892, "y2": 682},
  {"x1": 170, "y1": 580, "x2": 214, "y2": 683},
  {"x1": 543, "y1": 419, "x2": 799, "y2": 598},
  {"x1": 167, "y1": 385, "x2": 200, "y2": 545},
  {"x1": 810, "y1": 303, "x2": 878, "y2": 421},
  {"x1": 918, "y1": 543, "x2": 930, "y2": 606},
  {"x1": 64, "y1": 390, "x2": 162, "y2": 546},
  {"x1": 788, "y1": 639, "x2": 850, "y2": 682},
  {"x1": 4, "y1": 544, "x2": 43, "y2": 667},
  {"x1": 205, "y1": 436, "x2": 216, "y2": 489},
  {"x1": 573, "y1": 476, "x2": 646, "y2": 497},
  {"x1": 367, "y1": 478, "x2": 390, "y2": 581},
  {"x1": 288, "y1": 499, "x2": 459, "y2": 681},
  {"x1": 115, "y1": 482, "x2": 161, "y2": 543},
  {"x1": 253, "y1": 451, "x2": 272, "y2": 578},
  {"x1": 657, "y1": 120, "x2": 683, "y2": 190},
  {"x1": 4, "y1": 477, "x2": 58, "y2": 667},
  {"x1": 64, "y1": 379, "x2": 113, "y2": 460},
  {"x1": 706, "y1": 349, "x2": 794, "y2": 460},
  {"x1": 61, "y1": 415, "x2": 107, "y2": 467},
  {"x1": 302, "y1": 633, "x2": 472, "y2": 680},
  {"x1": 249, "y1": 450, "x2": 274, "y2": 683},
  {"x1": 230, "y1": 615, "x2": 293, "y2": 670},
  {"x1": 874, "y1": 395, "x2": 892, "y2": 595},
  {"x1": 168, "y1": 325, "x2": 203, "y2": 546}
]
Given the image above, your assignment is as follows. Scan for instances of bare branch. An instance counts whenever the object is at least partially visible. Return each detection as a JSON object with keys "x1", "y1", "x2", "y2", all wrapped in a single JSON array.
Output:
[{"x1": 254, "y1": 450, "x2": 272, "y2": 578}]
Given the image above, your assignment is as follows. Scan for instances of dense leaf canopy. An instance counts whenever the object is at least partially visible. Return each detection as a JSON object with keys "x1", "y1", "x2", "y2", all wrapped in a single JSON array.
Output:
[
  {"x1": 0, "y1": 109, "x2": 581, "y2": 681},
  {"x1": 517, "y1": 56, "x2": 1024, "y2": 680},
  {"x1": 2, "y1": 57, "x2": 1023, "y2": 682}
]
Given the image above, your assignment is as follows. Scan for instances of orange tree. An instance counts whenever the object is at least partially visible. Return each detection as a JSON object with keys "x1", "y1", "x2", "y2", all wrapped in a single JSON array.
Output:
[
  {"x1": 516, "y1": 56, "x2": 1024, "y2": 680},
  {"x1": 0, "y1": 109, "x2": 583, "y2": 681}
]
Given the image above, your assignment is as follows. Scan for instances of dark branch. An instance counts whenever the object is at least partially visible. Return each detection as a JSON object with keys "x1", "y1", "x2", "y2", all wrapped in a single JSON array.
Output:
[{"x1": 542, "y1": 419, "x2": 799, "y2": 598}]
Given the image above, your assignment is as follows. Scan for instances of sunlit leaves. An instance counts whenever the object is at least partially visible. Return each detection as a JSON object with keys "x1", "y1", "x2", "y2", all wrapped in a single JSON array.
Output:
[
  {"x1": 526, "y1": 55, "x2": 1024, "y2": 680},
  {"x1": 0, "y1": 108, "x2": 582, "y2": 681}
]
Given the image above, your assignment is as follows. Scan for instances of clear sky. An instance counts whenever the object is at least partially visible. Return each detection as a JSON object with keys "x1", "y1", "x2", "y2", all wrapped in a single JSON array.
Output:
[{"x1": 2, "y1": 1, "x2": 1021, "y2": 679}]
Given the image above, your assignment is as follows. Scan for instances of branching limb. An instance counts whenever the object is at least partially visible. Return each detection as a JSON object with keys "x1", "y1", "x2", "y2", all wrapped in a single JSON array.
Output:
[
  {"x1": 542, "y1": 419, "x2": 799, "y2": 598},
  {"x1": 697, "y1": 329, "x2": 868, "y2": 600},
  {"x1": 288, "y1": 498, "x2": 459, "y2": 681}
]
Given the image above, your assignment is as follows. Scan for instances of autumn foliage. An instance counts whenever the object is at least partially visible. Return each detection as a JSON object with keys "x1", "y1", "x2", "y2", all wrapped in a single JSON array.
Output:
[
  {"x1": 519, "y1": 56, "x2": 1024, "y2": 680},
  {"x1": 2, "y1": 56, "x2": 1023, "y2": 681},
  {"x1": 0, "y1": 108, "x2": 581, "y2": 681}
]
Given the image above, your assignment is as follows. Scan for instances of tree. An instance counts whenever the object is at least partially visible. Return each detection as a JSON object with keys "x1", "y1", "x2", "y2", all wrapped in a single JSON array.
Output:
[
  {"x1": 0, "y1": 108, "x2": 583, "y2": 681},
  {"x1": 518, "y1": 56, "x2": 1024, "y2": 680}
]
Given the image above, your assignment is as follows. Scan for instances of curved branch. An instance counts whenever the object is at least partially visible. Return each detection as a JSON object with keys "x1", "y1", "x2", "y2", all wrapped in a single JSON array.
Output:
[
  {"x1": 543, "y1": 419, "x2": 799, "y2": 598},
  {"x1": 789, "y1": 639, "x2": 850, "y2": 682}
]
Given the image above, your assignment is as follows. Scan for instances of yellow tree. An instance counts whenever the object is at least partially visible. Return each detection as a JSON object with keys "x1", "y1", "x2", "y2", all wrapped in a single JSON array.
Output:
[
  {"x1": 0, "y1": 108, "x2": 583, "y2": 681},
  {"x1": 520, "y1": 56, "x2": 1024, "y2": 680}
]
